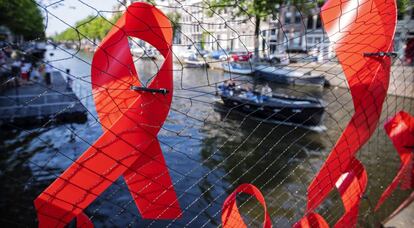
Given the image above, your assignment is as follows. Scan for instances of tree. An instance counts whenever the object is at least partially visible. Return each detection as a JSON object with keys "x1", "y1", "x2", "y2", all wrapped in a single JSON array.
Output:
[
  {"x1": 53, "y1": 13, "x2": 121, "y2": 42},
  {"x1": 0, "y1": 0, "x2": 45, "y2": 40},
  {"x1": 166, "y1": 11, "x2": 182, "y2": 42}
]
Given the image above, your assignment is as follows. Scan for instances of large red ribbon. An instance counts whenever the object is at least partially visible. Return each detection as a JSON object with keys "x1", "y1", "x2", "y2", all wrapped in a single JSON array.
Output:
[
  {"x1": 295, "y1": 158, "x2": 367, "y2": 228},
  {"x1": 222, "y1": 1, "x2": 397, "y2": 226},
  {"x1": 306, "y1": 0, "x2": 396, "y2": 214},
  {"x1": 34, "y1": 3, "x2": 181, "y2": 227},
  {"x1": 221, "y1": 184, "x2": 271, "y2": 228},
  {"x1": 375, "y1": 111, "x2": 414, "y2": 210}
]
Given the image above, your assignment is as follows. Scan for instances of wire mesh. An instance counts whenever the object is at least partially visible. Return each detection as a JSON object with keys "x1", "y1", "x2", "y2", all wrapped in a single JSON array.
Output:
[{"x1": 0, "y1": 0, "x2": 413, "y2": 227}]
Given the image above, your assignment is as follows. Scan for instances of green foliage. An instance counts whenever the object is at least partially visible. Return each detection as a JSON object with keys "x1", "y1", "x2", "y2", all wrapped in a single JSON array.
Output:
[
  {"x1": 397, "y1": 0, "x2": 411, "y2": 14},
  {"x1": 201, "y1": 31, "x2": 209, "y2": 50},
  {"x1": 209, "y1": 0, "x2": 410, "y2": 22},
  {"x1": 209, "y1": 0, "x2": 278, "y2": 19},
  {"x1": 54, "y1": 13, "x2": 121, "y2": 42},
  {"x1": 166, "y1": 11, "x2": 182, "y2": 38},
  {"x1": 0, "y1": 0, "x2": 45, "y2": 40}
]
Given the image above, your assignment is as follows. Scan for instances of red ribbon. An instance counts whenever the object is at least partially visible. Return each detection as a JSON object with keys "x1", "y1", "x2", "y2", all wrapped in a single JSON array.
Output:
[
  {"x1": 294, "y1": 158, "x2": 367, "y2": 228},
  {"x1": 222, "y1": 1, "x2": 397, "y2": 226},
  {"x1": 293, "y1": 212, "x2": 329, "y2": 228},
  {"x1": 375, "y1": 111, "x2": 414, "y2": 210},
  {"x1": 306, "y1": 0, "x2": 396, "y2": 214},
  {"x1": 34, "y1": 3, "x2": 181, "y2": 227},
  {"x1": 222, "y1": 184, "x2": 271, "y2": 228},
  {"x1": 222, "y1": 158, "x2": 367, "y2": 228}
]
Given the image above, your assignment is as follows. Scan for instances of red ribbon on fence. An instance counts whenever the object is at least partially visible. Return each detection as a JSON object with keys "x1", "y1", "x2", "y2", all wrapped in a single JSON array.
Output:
[
  {"x1": 294, "y1": 158, "x2": 367, "y2": 228},
  {"x1": 222, "y1": 1, "x2": 397, "y2": 226},
  {"x1": 375, "y1": 111, "x2": 414, "y2": 210},
  {"x1": 221, "y1": 159, "x2": 367, "y2": 227},
  {"x1": 221, "y1": 184, "x2": 271, "y2": 228},
  {"x1": 34, "y1": 3, "x2": 181, "y2": 227},
  {"x1": 293, "y1": 212, "x2": 328, "y2": 228},
  {"x1": 305, "y1": 0, "x2": 396, "y2": 216}
]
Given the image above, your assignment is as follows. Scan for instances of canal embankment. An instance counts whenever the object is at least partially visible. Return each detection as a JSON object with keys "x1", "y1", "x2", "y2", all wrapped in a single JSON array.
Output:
[{"x1": 0, "y1": 71, "x2": 87, "y2": 128}]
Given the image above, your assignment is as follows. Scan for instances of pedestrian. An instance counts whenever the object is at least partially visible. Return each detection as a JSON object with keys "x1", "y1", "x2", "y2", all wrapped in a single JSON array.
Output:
[
  {"x1": 44, "y1": 62, "x2": 52, "y2": 86},
  {"x1": 11, "y1": 59, "x2": 21, "y2": 78},
  {"x1": 66, "y1": 69, "x2": 72, "y2": 90},
  {"x1": 21, "y1": 62, "x2": 31, "y2": 81},
  {"x1": 30, "y1": 64, "x2": 41, "y2": 81}
]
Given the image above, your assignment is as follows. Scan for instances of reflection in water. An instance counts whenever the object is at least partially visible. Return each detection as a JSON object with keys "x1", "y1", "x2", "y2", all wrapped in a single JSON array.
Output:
[
  {"x1": 0, "y1": 47, "x2": 412, "y2": 227},
  {"x1": 198, "y1": 115, "x2": 327, "y2": 227}
]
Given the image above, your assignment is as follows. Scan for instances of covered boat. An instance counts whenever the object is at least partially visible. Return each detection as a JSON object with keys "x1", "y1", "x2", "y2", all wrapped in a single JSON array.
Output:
[
  {"x1": 184, "y1": 53, "x2": 208, "y2": 68},
  {"x1": 217, "y1": 85, "x2": 326, "y2": 127},
  {"x1": 254, "y1": 65, "x2": 327, "y2": 87},
  {"x1": 222, "y1": 62, "x2": 254, "y2": 75}
]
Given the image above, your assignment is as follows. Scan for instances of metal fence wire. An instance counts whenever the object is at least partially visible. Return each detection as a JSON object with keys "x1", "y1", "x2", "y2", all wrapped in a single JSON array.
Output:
[{"x1": 0, "y1": 0, "x2": 413, "y2": 227}]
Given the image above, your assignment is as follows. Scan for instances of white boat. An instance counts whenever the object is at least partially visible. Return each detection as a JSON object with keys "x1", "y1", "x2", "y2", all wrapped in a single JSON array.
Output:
[
  {"x1": 222, "y1": 62, "x2": 254, "y2": 75},
  {"x1": 184, "y1": 54, "x2": 208, "y2": 68}
]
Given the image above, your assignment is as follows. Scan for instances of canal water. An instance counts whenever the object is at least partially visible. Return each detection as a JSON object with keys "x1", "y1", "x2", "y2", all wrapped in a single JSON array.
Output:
[{"x1": 0, "y1": 46, "x2": 413, "y2": 227}]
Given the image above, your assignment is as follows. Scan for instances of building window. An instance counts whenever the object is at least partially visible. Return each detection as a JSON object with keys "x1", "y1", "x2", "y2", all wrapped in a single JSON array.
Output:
[
  {"x1": 316, "y1": 17, "x2": 322, "y2": 28},
  {"x1": 285, "y1": 16, "x2": 291, "y2": 24},
  {"x1": 271, "y1": 29, "x2": 276, "y2": 35}
]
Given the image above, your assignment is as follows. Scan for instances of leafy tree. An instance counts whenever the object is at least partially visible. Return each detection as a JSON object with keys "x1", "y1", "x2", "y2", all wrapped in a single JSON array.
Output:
[
  {"x1": 166, "y1": 11, "x2": 182, "y2": 39},
  {"x1": 397, "y1": 0, "x2": 411, "y2": 17},
  {"x1": 54, "y1": 13, "x2": 121, "y2": 42},
  {"x1": 0, "y1": 0, "x2": 45, "y2": 40}
]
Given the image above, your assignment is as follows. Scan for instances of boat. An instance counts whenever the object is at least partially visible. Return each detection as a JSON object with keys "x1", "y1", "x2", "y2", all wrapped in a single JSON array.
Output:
[
  {"x1": 184, "y1": 53, "x2": 208, "y2": 68},
  {"x1": 222, "y1": 62, "x2": 254, "y2": 75},
  {"x1": 217, "y1": 85, "x2": 326, "y2": 127},
  {"x1": 254, "y1": 65, "x2": 328, "y2": 87},
  {"x1": 131, "y1": 48, "x2": 157, "y2": 59}
]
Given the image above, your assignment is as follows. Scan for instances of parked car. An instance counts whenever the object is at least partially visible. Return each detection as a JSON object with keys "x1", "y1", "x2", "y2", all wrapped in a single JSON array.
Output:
[{"x1": 221, "y1": 50, "x2": 253, "y2": 62}]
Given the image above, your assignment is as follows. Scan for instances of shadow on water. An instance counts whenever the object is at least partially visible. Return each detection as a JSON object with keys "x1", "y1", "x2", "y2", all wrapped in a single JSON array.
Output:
[
  {"x1": 0, "y1": 128, "x2": 58, "y2": 226},
  {"x1": 200, "y1": 116, "x2": 326, "y2": 189}
]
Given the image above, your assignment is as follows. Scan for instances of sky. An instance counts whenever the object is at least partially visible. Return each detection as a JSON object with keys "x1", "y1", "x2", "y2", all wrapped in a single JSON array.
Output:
[{"x1": 41, "y1": 0, "x2": 119, "y2": 36}]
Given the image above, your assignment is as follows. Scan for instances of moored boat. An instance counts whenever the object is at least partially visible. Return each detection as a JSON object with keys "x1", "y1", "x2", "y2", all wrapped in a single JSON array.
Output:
[
  {"x1": 254, "y1": 65, "x2": 327, "y2": 87},
  {"x1": 217, "y1": 85, "x2": 326, "y2": 127},
  {"x1": 184, "y1": 54, "x2": 208, "y2": 68},
  {"x1": 222, "y1": 62, "x2": 254, "y2": 75}
]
